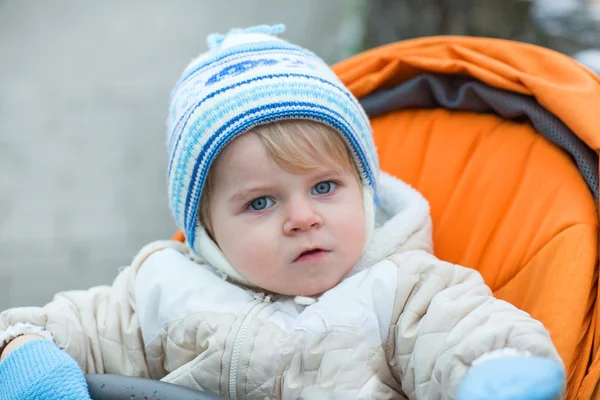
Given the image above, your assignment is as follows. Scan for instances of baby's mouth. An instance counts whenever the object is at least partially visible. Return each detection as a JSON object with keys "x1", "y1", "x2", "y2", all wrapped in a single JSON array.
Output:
[{"x1": 294, "y1": 248, "x2": 330, "y2": 263}]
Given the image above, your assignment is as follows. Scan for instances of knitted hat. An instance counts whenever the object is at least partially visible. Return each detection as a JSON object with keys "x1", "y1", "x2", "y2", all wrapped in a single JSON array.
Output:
[{"x1": 166, "y1": 24, "x2": 379, "y2": 285}]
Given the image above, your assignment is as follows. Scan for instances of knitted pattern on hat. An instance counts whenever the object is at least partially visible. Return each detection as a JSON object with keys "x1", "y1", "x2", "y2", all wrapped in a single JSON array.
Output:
[
  {"x1": 166, "y1": 24, "x2": 379, "y2": 254},
  {"x1": 0, "y1": 339, "x2": 91, "y2": 400}
]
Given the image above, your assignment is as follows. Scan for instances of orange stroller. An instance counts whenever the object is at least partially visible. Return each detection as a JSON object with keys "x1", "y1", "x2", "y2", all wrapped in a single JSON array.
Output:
[
  {"x1": 334, "y1": 36, "x2": 599, "y2": 399},
  {"x1": 169, "y1": 36, "x2": 599, "y2": 399}
]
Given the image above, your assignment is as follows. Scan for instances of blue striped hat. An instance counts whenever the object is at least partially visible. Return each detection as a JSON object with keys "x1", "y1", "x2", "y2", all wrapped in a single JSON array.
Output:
[{"x1": 167, "y1": 24, "x2": 379, "y2": 258}]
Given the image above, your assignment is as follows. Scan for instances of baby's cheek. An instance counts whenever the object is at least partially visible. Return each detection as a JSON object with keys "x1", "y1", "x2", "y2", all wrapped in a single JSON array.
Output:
[
  {"x1": 334, "y1": 210, "x2": 366, "y2": 255},
  {"x1": 231, "y1": 237, "x2": 276, "y2": 280}
]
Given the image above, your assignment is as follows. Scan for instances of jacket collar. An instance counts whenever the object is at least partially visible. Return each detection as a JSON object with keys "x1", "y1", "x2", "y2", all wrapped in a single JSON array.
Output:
[{"x1": 348, "y1": 172, "x2": 432, "y2": 276}]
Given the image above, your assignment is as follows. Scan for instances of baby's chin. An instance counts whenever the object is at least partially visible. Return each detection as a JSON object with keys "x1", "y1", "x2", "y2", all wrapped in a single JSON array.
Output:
[
  {"x1": 238, "y1": 257, "x2": 361, "y2": 297},
  {"x1": 260, "y1": 275, "x2": 343, "y2": 297}
]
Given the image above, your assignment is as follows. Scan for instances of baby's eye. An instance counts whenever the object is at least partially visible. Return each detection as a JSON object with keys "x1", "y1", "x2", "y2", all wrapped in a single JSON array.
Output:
[
  {"x1": 311, "y1": 181, "x2": 337, "y2": 195},
  {"x1": 248, "y1": 197, "x2": 274, "y2": 211}
]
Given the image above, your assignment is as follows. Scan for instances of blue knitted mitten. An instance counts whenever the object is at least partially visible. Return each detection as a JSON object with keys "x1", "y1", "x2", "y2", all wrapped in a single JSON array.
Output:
[
  {"x1": 456, "y1": 356, "x2": 565, "y2": 400},
  {"x1": 0, "y1": 339, "x2": 91, "y2": 400}
]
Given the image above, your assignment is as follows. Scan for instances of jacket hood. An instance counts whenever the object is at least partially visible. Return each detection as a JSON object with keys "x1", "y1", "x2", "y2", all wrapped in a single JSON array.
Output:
[{"x1": 349, "y1": 171, "x2": 432, "y2": 276}]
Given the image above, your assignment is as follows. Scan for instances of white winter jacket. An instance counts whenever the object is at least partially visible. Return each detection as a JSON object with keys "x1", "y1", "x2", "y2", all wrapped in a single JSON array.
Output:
[{"x1": 0, "y1": 172, "x2": 561, "y2": 399}]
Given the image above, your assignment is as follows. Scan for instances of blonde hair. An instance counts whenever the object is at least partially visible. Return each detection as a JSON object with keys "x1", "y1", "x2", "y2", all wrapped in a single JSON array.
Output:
[{"x1": 200, "y1": 120, "x2": 360, "y2": 234}]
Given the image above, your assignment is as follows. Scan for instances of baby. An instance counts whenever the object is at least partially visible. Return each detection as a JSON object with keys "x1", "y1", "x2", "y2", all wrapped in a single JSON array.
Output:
[{"x1": 0, "y1": 25, "x2": 565, "y2": 400}]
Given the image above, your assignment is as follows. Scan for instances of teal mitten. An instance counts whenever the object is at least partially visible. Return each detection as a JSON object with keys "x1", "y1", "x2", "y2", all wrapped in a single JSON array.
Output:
[{"x1": 456, "y1": 356, "x2": 565, "y2": 400}]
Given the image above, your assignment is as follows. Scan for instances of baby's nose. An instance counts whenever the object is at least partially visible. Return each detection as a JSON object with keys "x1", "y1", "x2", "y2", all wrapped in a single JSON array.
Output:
[{"x1": 283, "y1": 201, "x2": 323, "y2": 234}]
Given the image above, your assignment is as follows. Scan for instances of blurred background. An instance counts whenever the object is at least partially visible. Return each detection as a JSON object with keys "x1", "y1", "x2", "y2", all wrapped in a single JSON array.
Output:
[{"x1": 0, "y1": 0, "x2": 598, "y2": 309}]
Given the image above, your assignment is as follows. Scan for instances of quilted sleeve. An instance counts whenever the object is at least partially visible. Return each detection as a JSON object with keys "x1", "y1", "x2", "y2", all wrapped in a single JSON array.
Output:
[
  {"x1": 0, "y1": 265, "x2": 149, "y2": 376},
  {"x1": 385, "y1": 250, "x2": 562, "y2": 400}
]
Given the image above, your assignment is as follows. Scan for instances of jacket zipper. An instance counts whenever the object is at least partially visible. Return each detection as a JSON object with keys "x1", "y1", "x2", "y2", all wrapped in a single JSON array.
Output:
[{"x1": 228, "y1": 297, "x2": 271, "y2": 400}]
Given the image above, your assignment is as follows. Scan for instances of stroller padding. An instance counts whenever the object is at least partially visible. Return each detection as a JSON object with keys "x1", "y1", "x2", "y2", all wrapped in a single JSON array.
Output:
[
  {"x1": 360, "y1": 74, "x2": 598, "y2": 199},
  {"x1": 332, "y1": 37, "x2": 600, "y2": 398},
  {"x1": 369, "y1": 106, "x2": 597, "y2": 383}
]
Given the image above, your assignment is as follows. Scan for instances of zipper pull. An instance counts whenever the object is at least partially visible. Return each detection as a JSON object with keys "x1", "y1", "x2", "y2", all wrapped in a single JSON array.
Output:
[{"x1": 252, "y1": 292, "x2": 272, "y2": 303}]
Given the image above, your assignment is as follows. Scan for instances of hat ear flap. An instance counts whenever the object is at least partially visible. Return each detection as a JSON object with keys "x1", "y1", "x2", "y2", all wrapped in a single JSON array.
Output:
[
  {"x1": 195, "y1": 227, "x2": 256, "y2": 287},
  {"x1": 363, "y1": 186, "x2": 376, "y2": 249}
]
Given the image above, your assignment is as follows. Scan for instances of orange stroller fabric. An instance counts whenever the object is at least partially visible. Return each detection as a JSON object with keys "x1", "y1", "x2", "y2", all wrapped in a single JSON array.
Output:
[
  {"x1": 332, "y1": 36, "x2": 599, "y2": 400},
  {"x1": 172, "y1": 36, "x2": 600, "y2": 399}
]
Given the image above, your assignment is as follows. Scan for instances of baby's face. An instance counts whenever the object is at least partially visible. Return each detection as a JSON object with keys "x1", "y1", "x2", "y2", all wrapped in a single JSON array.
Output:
[{"x1": 208, "y1": 132, "x2": 366, "y2": 296}]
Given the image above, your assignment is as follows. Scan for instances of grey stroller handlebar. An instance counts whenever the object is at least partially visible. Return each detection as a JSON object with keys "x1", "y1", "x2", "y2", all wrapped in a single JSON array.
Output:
[{"x1": 85, "y1": 374, "x2": 225, "y2": 400}]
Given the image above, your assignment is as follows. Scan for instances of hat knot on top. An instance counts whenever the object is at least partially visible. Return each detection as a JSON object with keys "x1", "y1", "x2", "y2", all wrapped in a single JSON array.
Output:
[{"x1": 206, "y1": 24, "x2": 286, "y2": 51}]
